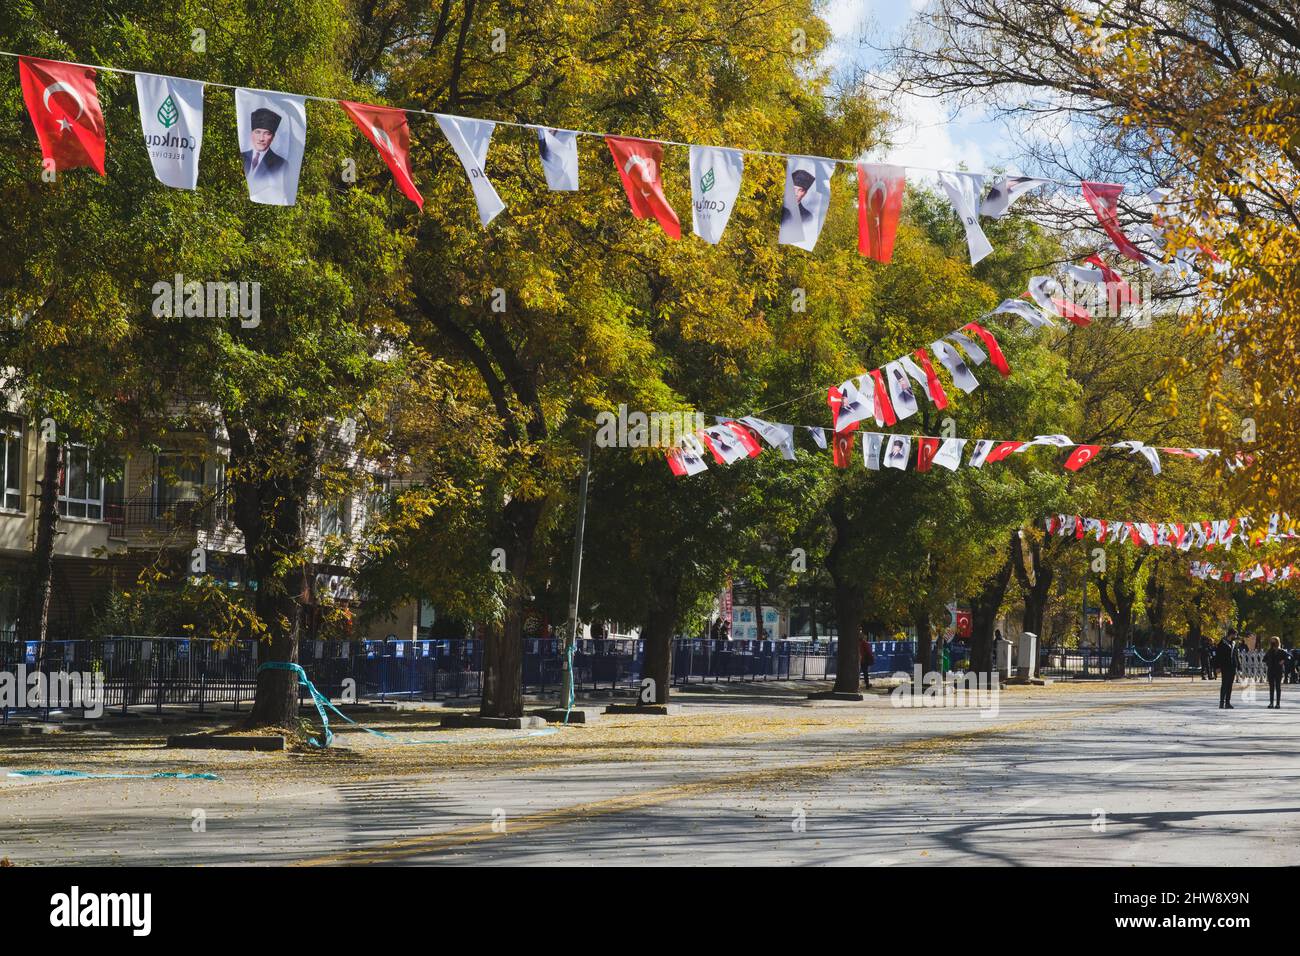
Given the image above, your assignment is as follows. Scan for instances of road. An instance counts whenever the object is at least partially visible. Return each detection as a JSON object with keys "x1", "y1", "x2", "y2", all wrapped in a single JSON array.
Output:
[{"x1": 2, "y1": 679, "x2": 1296, "y2": 865}]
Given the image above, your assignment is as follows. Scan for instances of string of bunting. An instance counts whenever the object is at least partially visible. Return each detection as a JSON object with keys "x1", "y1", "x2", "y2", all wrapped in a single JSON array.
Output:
[
  {"x1": 1047, "y1": 513, "x2": 1296, "y2": 550},
  {"x1": 1191, "y1": 561, "x2": 1297, "y2": 585},
  {"x1": 6, "y1": 52, "x2": 1217, "y2": 264}
]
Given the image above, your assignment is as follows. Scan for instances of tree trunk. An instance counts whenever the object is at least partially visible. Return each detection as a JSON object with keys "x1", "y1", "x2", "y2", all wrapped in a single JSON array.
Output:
[
  {"x1": 481, "y1": 497, "x2": 543, "y2": 718},
  {"x1": 1011, "y1": 531, "x2": 1052, "y2": 638},
  {"x1": 639, "y1": 575, "x2": 680, "y2": 706},
  {"x1": 19, "y1": 441, "x2": 64, "y2": 645},
  {"x1": 809, "y1": 578, "x2": 818, "y2": 641},
  {"x1": 969, "y1": 557, "x2": 1013, "y2": 675},
  {"x1": 754, "y1": 587, "x2": 764, "y2": 640},
  {"x1": 830, "y1": 574, "x2": 865, "y2": 693}
]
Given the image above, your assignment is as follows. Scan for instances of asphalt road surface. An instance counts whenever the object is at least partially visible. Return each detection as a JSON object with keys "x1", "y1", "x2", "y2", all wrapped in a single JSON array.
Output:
[{"x1": 2, "y1": 679, "x2": 1295, "y2": 866}]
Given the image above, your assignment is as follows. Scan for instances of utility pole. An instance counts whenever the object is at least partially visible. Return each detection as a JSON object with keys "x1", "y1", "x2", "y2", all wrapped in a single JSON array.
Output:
[{"x1": 561, "y1": 432, "x2": 593, "y2": 714}]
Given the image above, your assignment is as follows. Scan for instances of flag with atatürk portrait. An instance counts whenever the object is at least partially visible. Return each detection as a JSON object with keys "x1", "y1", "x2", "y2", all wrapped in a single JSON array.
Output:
[
  {"x1": 236, "y1": 88, "x2": 306, "y2": 206},
  {"x1": 980, "y1": 176, "x2": 1047, "y2": 218},
  {"x1": 779, "y1": 155, "x2": 834, "y2": 251},
  {"x1": 438, "y1": 114, "x2": 506, "y2": 226},
  {"x1": 536, "y1": 127, "x2": 579, "y2": 191},
  {"x1": 939, "y1": 170, "x2": 993, "y2": 265},
  {"x1": 857, "y1": 163, "x2": 905, "y2": 262}
]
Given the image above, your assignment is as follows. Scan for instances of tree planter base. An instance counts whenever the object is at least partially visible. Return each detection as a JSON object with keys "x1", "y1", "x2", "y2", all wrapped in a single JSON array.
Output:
[
  {"x1": 167, "y1": 734, "x2": 285, "y2": 751},
  {"x1": 806, "y1": 691, "x2": 865, "y2": 701},
  {"x1": 440, "y1": 715, "x2": 548, "y2": 730}
]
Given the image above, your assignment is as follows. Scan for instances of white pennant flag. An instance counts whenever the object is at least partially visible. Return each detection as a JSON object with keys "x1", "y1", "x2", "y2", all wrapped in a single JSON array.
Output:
[
  {"x1": 436, "y1": 115, "x2": 506, "y2": 226},
  {"x1": 900, "y1": 356, "x2": 940, "y2": 404},
  {"x1": 235, "y1": 89, "x2": 306, "y2": 206},
  {"x1": 938, "y1": 171, "x2": 993, "y2": 265},
  {"x1": 536, "y1": 127, "x2": 579, "y2": 191},
  {"x1": 932, "y1": 437, "x2": 967, "y2": 471},
  {"x1": 980, "y1": 176, "x2": 1049, "y2": 218},
  {"x1": 883, "y1": 360, "x2": 919, "y2": 420},
  {"x1": 1064, "y1": 263, "x2": 1105, "y2": 284},
  {"x1": 136, "y1": 73, "x2": 204, "y2": 190},
  {"x1": 863, "y1": 432, "x2": 884, "y2": 470},
  {"x1": 931, "y1": 341, "x2": 980, "y2": 394},
  {"x1": 690, "y1": 146, "x2": 744, "y2": 244},
  {"x1": 809, "y1": 427, "x2": 827, "y2": 450},
  {"x1": 968, "y1": 439, "x2": 994, "y2": 468},
  {"x1": 778, "y1": 156, "x2": 834, "y2": 251},
  {"x1": 993, "y1": 298, "x2": 1057, "y2": 329},
  {"x1": 884, "y1": 435, "x2": 911, "y2": 470},
  {"x1": 1137, "y1": 446, "x2": 1162, "y2": 474},
  {"x1": 1020, "y1": 434, "x2": 1074, "y2": 451},
  {"x1": 946, "y1": 331, "x2": 988, "y2": 366},
  {"x1": 740, "y1": 416, "x2": 796, "y2": 460}
]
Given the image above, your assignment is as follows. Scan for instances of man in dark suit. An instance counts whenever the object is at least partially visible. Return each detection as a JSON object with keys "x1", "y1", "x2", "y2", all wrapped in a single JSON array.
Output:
[
  {"x1": 780, "y1": 168, "x2": 816, "y2": 225},
  {"x1": 1199, "y1": 635, "x2": 1214, "y2": 680},
  {"x1": 1215, "y1": 630, "x2": 1238, "y2": 708},
  {"x1": 241, "y1": 107, "x2": 287, "y2": 184}
]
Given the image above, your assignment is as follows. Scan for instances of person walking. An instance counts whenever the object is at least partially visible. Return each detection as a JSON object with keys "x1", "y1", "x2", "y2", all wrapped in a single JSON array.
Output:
[
  {"x1": 1214, "y1": 630, "x2": 1238, "y2": 709},
  {"x1": 1199, "y1": 636, "x2": 1213, "y2": 680},
  {"x1": 1265, "y1": 636, "x2": 1287, "y2": 708},
  {"x1": 859, "y1": 634, "x2": 875, "y2": 690}
]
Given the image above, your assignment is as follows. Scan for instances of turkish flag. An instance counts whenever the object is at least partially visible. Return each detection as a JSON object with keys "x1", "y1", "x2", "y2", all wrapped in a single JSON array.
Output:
[
  {"x1": 1083, "y1": 255, "x2": 1136, "y2": 305},
  {"x1": 725, "y1": 421, "x2": 763, "y2": 457},
  {"x1": 606, "y1": 136, "x2": 681, "y2": 239},
  {"x1": 19, "y1": 56, "x2": 106, "y2": 175},
  {"x1": 916, "y1": 436, "x2": 940, "y2": 472},
  {"x1": 960, "y1": 322, "x2": 1011, "y2": 377},
  {"x1": 984, "y1": 441, "x2": 1024, "y2": 464},
  {"x1": 832, "y1": 429, "x2": 855, "y2": 468},
  {"x1": 1063, "y1": 444, "x2": 1101, "y2": 471},
  {"x1": 857, "y1": 163, "x2": 905, "y2": 262},
  {"x1": 1081, "y1": 182, "x2": 1147, "y2": 263},
  {"x1": 340, "y1": 101, "x2": 423, "y2": 209}
]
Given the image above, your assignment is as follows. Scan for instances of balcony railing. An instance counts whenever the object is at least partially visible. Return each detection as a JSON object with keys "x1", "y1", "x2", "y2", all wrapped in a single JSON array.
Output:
[{"x1": 103, "y1": 497, "x2": 232, "y2": 538}]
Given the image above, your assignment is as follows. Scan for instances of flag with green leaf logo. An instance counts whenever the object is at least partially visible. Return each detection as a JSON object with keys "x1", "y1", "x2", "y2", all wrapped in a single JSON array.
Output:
[
  {"x1": 135, "y1": 73, "x2": 204, "y2": 189},
  {"x1": 689, "y1": 145, "x2": 743, "y2": 244}
]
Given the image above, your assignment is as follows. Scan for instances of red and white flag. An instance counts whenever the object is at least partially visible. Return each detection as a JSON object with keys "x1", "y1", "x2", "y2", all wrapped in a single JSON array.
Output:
[
  {"x1": 959, "y1": 322, "x2": 1011, "y2": 377},
  {"x1": 19, "y1": 56, "x2": 106, "y2": 175},
  {"x1": 1083, "y1": 255, "x2": 1137, "y2": 306},
  {"x1": 340, "y1": 101, "x2": 423, "y2": 209},
  {"x1": 1081, "y1": 182, "x2": 1147, "y2": 263},
  {"x1": 916, "y1": 437, "x2": 941, "y2": 472},
  {"x1": 857, "y1": 163, "x2": 905, "y2": 263},
  {"x1": 832, "y1": 429, "x2": 855, "y2": 468},
  {"x1": 701, "y1": 424, "x2": 751, "y2": 464},
  {"x1": 666, "y1": 440, "x2": 708, "y2": 477},
  {"x1": 984, "y1": 441, "x2": 1025, "y2": 464},
  {"x1": 607, "y1": 136, "x2": 681, "y2": 239},
  {"x1": 1063, "y1": 444, "x2": 1101, "y2": 471}
]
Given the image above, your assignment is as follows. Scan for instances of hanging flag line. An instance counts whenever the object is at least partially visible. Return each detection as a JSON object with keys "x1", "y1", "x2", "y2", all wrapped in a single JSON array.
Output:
[
  {"x1": 5, "y1": 51, "x2": 1208, "y2": 259},
  {"x1": 1191, "y1": 561, "x2": 1297, "y2": 585},
  {"x1": 669, "y1": 416, "x2": 1225, "y2": 478},
  {"x1": 1046, "y1": 513, "x2": 1296, "y2": 550}
]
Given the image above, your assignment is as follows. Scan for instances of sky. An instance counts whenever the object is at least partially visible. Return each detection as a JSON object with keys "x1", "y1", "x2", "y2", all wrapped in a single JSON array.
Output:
[{"x1": 819, "y1": 0, "x2": 1020, "y2": 180}]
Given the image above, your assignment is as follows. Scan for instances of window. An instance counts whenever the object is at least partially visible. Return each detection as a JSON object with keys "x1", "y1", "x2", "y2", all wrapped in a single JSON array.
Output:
[
  {"x1": 211, "y1": 457, "x2": 229, "y2": 524},
  {"x1": 319, "y1": 496, "x2": 349, "y2": 538},
  {"x1": 155, "y1": 452, "x2": 205, "y2": 516},
  {"x1": 59, "y1": 442, "x2": 104, "y2": 520},
  {"x1": 1, "y1": 419, "x2": 21, "y2": 512}
]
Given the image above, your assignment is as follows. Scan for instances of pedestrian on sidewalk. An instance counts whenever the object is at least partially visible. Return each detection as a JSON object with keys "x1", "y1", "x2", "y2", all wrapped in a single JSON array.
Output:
[
  {"x1": 859, "y1": 635, "x2": 874, "y2": 690},
  {"x1": 1199, "y1": 636, "x2": 1213, "y2": 680},
  {"x1": 1215, "y1": 630, "x2": 1238, "y2": 709},
  {"x1": 1265, "y1": 636, "x2": 1287, "y2": 708}
]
